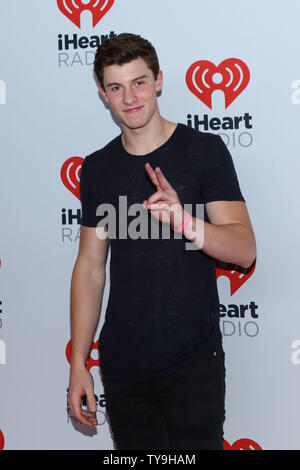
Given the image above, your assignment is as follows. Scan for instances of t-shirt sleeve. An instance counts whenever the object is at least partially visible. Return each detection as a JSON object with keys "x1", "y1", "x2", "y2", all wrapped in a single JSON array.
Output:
[
  {"x1": 79, "y1": 156, "x2": 100, "y2": 227},
  {"x1": 202, "y1": 134, "x2": 246, "y2": 203}
]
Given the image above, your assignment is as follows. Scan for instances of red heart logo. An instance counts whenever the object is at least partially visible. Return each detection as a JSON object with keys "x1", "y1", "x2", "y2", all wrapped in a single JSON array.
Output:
[
  {"x1": 216, "y1": 260, "x2": 256, "y2": 295},
  {"x1": 66, "y1": 340, "x2": 100, "y2": 372},
  {"x1": 0, "y1": 430, "x2": 5, "y2": 450},
  {"x1": 186, "y1": 58, "x2": 250, "y2": 109},
  {"x1": 57, "y1": 0, "x2": 115, "y2": 28},
  {"x1": 61, "y1": 156, "x2": 83, "y2": 201},
  {"x1": 224, "y1": 438, "x2": 262, "y2": 450},
  {"x1": 66, "y1": 339, "x2": 105, "y2": 387}
]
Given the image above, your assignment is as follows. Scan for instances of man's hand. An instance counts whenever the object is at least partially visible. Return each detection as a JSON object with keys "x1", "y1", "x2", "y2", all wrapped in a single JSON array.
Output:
[
  {"x1": 67, "y1": 366, "x2": 98, "y2": 427},
  {"x1": 142, "y1": 162, "x2": 185, "y2": 229}
]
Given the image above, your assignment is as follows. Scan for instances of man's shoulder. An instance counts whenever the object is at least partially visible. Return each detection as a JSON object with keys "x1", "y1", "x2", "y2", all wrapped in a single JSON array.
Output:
[
  {"x1": 83, "y1": 133, "x2": 121, "y2": 168},
  {"x1": 177, "y1": 123, "x2": 220, "y2": 149}
]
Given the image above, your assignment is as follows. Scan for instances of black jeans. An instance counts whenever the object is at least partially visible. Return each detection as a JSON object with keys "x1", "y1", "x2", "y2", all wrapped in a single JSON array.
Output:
[{"x1": 103, "y1": 346, "x2": 226, "y2": 450}]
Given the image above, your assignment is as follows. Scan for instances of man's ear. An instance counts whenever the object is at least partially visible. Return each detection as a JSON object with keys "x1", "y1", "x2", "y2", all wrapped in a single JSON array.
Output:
[
  {"x1": 155, "y1": 70, "x2": 163, "y2": 92},
  {"x1": 98, "y1": 85, "x2": 109, "y2": 103}
]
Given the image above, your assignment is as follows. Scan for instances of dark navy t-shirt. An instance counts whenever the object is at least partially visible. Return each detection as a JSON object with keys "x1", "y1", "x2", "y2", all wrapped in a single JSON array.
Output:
[{"x1": 79, "y1": 123, "x2": 245, "y2": 381}]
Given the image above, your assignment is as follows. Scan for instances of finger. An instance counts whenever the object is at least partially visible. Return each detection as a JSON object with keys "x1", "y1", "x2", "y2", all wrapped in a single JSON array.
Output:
[
  {"x1": 76, "y1": 410, "x2": 98, "y2": 427},
  {"x1": 69, "y1": 396, "x2": 96, "y2": 427},
  {"x1": 82, "y1": 409, "x2": 98, "y2": 425},
  {"x1": 72, "y1": 409, "x2": 92, "y2": 426},
  {"x1": 147, "y1": 188, "x2": 177, "y2": 205},
  {"x1": 147, "y1": 203, "x2": 170, "y2": 212},
  {"x1": 147, "y1": 191, "x2": 176, "y2": 205},
  {"x1": 154, "y1": 166, "x2": 174, "y2": 191},
  {"x1": 69, "y1": 396, "x2": 83, "y2": 423},
  {"x1": 82, "y1": 409, "x2": 97, "y2": 418},
  {"x1": 86, "y1": 391, "x2": 97, "y2": 413},
  {"x1": 145, "y1": 162, "x2": 161, "y2": 189},
  {"x1": 146, "y1": 190, "x2": 165, "y2": 205},
  {"x1": 79, "y1": 416, "x2": 97, "y2": 427}
]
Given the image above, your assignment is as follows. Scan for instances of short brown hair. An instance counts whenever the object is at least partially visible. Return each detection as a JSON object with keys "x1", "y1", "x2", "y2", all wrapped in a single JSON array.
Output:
[{"x1": 94, "y1": 33, "x2": 160, "y2": 89}]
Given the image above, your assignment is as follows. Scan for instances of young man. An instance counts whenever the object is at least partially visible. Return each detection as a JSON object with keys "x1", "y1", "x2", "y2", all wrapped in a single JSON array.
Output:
[{"x1": 67, "y1": 33, "x2": 256, "y2": 450}]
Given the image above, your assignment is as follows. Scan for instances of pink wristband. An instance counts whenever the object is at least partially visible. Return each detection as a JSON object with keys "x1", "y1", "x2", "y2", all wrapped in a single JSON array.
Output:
[{"x1": 171, "y1": 210, "x2": 191, "y2": 232}]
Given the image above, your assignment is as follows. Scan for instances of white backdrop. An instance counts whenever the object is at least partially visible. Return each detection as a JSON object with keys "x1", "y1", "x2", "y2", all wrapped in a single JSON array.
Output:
[{"x1": 0, "y1": 0, "x2": 300, "y2": 450}]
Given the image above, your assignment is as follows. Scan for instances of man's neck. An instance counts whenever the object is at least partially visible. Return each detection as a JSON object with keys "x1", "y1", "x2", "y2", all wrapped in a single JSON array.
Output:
[{"x1": 121, "y1": 115, "x2": 177, "y2": 156}]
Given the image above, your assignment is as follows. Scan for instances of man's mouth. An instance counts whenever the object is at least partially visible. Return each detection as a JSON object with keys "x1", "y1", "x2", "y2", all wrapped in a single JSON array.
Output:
[{"x1": 123, "y1": 105, "x2": 144, "y2": 114}]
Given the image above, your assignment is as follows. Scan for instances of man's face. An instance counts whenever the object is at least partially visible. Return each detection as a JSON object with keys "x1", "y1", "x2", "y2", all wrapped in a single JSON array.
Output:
[{"x1": 99, "y1": 57, "x2": 162, "y2": 130}]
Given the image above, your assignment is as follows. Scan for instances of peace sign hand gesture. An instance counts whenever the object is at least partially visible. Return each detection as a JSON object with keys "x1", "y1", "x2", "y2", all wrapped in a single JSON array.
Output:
[{"x1": 142, "y1": 162, "x2": 185, "y2": 230}]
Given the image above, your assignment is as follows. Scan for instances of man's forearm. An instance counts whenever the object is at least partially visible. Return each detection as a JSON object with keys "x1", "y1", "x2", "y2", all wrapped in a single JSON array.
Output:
[
  {"x1": 70, "y1": 262, "x2": 106, "y2": 369},
  {"x1": 182, "y1": 215, "x2": 256, "y2": 269}
]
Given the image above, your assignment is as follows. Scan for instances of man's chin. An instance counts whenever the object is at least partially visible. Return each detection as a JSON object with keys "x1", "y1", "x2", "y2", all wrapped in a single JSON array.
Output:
[{"x1": 121, "y1": 119, "x2": 149, "y2": 131}]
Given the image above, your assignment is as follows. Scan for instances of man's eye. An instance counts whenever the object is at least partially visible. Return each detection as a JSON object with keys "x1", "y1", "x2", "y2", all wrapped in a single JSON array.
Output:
[
  {"x1": 112, "y1": 86, "x2": 120, "y2": 92},
  {"x1": 136, "y1": 81, "x2": 144, "y2": 86}
]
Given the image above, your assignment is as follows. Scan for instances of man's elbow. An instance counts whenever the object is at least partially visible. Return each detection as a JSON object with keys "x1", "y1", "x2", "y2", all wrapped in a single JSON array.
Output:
[{"x1": 240, "y1": 245, "x2": 257, "y2": 270}]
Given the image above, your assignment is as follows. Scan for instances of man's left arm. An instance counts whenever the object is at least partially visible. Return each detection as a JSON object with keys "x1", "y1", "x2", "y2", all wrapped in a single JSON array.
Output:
[{"x1": 182, "y1": 200, "x2": 257, "y2": 269}]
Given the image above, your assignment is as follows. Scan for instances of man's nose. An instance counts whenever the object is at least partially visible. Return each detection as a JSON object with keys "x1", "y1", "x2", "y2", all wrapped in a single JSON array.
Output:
[{"x1": 123, "y1": 86, "x2": 136, "y2": 105}]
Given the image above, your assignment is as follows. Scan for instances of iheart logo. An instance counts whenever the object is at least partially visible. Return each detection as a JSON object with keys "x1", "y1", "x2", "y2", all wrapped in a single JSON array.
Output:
[
  {"x1": 223, "y1": 438, "x2": 262, "y2": 450},
  {"x1": 216, "y1": 260, "x2": 256, "y2": 295},
  {"x1": 66, "y1": 339, "x2": 100, "y2": 371},
  {"x1": 61, "y1": 156, "x2": 83, "y2": 201},
  {"x1": 186, "y1": 58, "x2": 250, "y2": 109},
  {"x1": 0, "y1": 430, "x2": 5, "y2": 450},
  {"x1": 57, "y1": 0, "x2": 115, "y2": 29}
]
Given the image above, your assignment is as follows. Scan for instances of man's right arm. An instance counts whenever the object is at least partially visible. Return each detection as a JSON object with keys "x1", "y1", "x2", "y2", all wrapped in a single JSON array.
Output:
[{"x1": 67, "y1": 225, "x2": 109, "y2": 427}]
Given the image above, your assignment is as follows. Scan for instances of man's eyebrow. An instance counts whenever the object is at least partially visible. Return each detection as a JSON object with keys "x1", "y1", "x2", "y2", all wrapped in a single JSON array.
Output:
[{"x1": 106, "y1": 75, "x2": 148, "y2": 88}]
